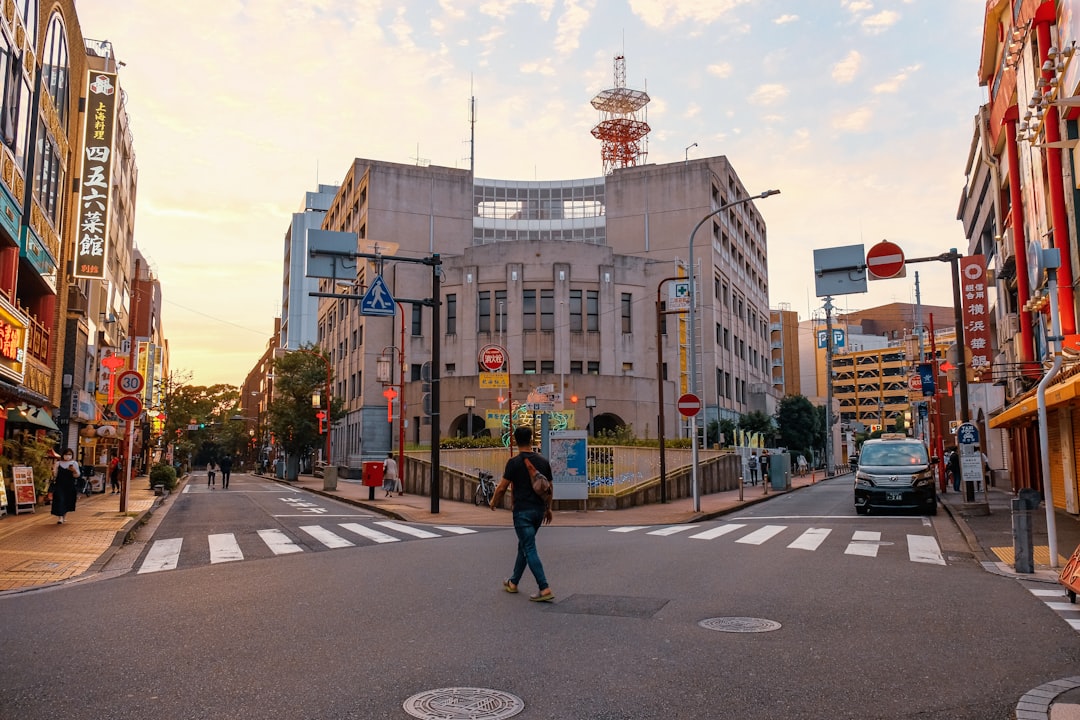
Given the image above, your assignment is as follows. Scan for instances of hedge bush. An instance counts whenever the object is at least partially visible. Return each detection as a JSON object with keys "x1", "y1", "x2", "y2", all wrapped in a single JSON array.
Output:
[{"x1": 149, "y1": 464, "x2": 178, "y2": 491}]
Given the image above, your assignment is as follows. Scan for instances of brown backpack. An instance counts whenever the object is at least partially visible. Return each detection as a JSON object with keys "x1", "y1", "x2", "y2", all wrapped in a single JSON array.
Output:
[{"x1": 524, "y1": 456, "x2": 552, "y2": 501}]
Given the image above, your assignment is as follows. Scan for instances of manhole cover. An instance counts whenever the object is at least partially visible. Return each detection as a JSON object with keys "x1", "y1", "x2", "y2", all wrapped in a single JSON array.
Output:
[
  {"x1": 698, "y1": 617, "x2": 782, "y2": 633},
  {"x1": 402, "y1": 687, "x2": 524, "y2": 720}
]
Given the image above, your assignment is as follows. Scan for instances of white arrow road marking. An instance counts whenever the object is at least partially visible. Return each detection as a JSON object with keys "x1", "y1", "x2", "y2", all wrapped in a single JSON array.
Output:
[
  {"x1": 138, "y1": 538, "x2": 183, "y2": 574},
  {"x1": 689, "y1": 524, "x2": 746, "y2": 540},
  {"x1": 208, "y1": 533, "x2": 244, "y2": 563},
  {"x1": 907, "y1": 534, "x2": 945, "y2": 565},
  {"x1": 299, "y1": 525, "x2": 355, "y2": 549},
  {"x1": 788, "y1": 527, "x2": 832, "y2": 551},
  {"x1": 257, "y1": 529, "x2": 303, "y2": 555}
]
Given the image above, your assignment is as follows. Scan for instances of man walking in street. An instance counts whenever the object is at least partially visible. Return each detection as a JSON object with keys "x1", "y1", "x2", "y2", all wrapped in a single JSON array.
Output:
[
  {"x1": 220, "y1": 455, "x2": 233, "y2": 489},
  {"x1": 490, "y1": 426, "x2": 555, "y2": 603}
]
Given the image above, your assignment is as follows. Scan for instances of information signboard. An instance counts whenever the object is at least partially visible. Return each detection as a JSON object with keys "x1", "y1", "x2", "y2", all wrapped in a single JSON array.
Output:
[
  {"x1": 548, "y1": 430, "x2": 588, "y2": 501},
  {"x1": 13, "y1": 465, "x2": 34, "y2": 514}
]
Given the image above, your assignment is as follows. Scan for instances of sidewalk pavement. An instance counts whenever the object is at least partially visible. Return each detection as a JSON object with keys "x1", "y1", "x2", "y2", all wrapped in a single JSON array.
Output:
[{"x1": 0, "y1": 480, "x2": 161, "y2": 594}]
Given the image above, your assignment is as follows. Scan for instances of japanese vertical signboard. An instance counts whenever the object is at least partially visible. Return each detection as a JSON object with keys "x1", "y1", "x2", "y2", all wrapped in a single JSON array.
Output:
[
  {"x1": 959, "y1": 255, "x2": 992, "y2": 383},
  {"x1": 74, "y1": 72, "x2": 118, "y2": 279}
]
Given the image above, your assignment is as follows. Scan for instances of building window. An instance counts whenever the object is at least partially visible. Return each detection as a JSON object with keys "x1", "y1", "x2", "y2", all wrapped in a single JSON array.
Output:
[
  {"x1": 586, "y1": 291, "x2": 599, "y2": 331},
  {"x1": 478, "y1": 290, "x2": 491, "y2": 333},
  {"x1": 570, "y1": 360, "x2": 583, "y2": 374},
  {"x1": 622, "y1": 362, "x2": 633, "y2": 373},
  {"x1": 569, "y1": 290, "x2": 583, "y2": 331},
  {"x1": 42, "y1": 13, "x2": 69, "y2": 125},
  {"x1": 660, "y1": 301, "x2": 668, "y2": 335},
  {"x1": 716, "y1": 323, "x2": 722, "y2": 343},
  {"x1": 724, "y1": 329, "x2": 730, "y2": 351},
  {"x1": 445, "y1": 363, "x2": 456, "y2": 375},
  {"x1": 621, "y1": 293, "x2": 632, "y2": 333},
  {"x1": 411, "y1": 363, "x2": 422, "y2": 381},
  {"x1": 587, "y1": 361, "x2": 600, "y2": 375},
  {"x1": 412, "y1": 303, "x2": 422, "y2": 336},
  {"x1": 446, "y1": 294, "x2": 456, "y2": 335},
  {"x1": 662, "y1": 362, "x2": 668, "y2": 381},
  {"x1": 351, "y1": 329, "x2": 357, "y2": 350},
  {"x1": 495, "y1": 290, "x2": 506, "y2": 333},
  {"x1": 540, "y1": 289, "x2": 554, "y2": 331},
  {"x1": 523, "y1": 290, "x2": 536, "y2": 331},
  {"x1": 541, "y1": 360, "x2": 554, "y2": 373},
  {"x1": 523, "y1": 360, "x2": 537, "y2": 374}
]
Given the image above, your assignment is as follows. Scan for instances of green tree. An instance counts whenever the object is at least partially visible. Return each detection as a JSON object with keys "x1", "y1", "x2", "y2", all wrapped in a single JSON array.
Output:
[
  {"x1": 266, "y1": 346, "x2": 341, "y2": 480},
  {"x1": 738, "y1": 410, "x2": 775, "y2": 446},
  {"x1": 156, "y1": 372, "x2": 240, "y2": 471},
  {"x1": 774, "y1": 394, "x2": 819, "y2": 458},
  {"x1": 707, "y1": 418, "x2": 738, "y2": 447}
]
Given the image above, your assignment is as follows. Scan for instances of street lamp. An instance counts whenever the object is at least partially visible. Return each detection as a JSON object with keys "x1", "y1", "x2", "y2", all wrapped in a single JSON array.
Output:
[
  {"x1": 464, "y1": 396, "x2": 476, "y2": 437},
  {"x1": 687, "y1": 189, "x2": 780, "y2": 512},
  {"x1": 585, "y1": 396, "x2": 596, "y2": 436}
]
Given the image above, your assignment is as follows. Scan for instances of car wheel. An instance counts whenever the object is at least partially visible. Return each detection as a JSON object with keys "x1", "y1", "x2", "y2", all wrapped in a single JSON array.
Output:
[
  {"x1": 927, "y1": 500, "x2": 938, "y2": 516},
  {"x1": 856, "y1": 504, "x2": 870, "y2": 515}
]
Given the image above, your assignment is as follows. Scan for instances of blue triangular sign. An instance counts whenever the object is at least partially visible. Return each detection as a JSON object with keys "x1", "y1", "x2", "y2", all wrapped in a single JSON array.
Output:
[{"x1": 360, "y1": 275, "x2": 396, "y2": 316}]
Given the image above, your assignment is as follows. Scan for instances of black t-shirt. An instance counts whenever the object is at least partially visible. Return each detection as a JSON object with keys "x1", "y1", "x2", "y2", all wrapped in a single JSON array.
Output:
[{"x1": 502, "y1": 451, "x2": 553, "y2": 511}]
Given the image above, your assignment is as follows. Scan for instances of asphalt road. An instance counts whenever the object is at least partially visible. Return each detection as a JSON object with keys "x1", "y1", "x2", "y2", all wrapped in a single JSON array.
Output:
[{"x1": 1, "y1": 476, "x2": 1077, "y2": 719}]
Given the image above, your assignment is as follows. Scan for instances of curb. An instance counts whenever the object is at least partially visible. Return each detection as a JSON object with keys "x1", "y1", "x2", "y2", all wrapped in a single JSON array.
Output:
[{"x1": 1016, "y1": 676, "x2": 1080, "y2": 720}]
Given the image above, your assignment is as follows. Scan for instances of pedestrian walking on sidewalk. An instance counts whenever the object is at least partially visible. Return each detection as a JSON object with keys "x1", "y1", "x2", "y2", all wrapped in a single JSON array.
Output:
[
  {"x1": 207, "y1": 461, "x2": 217, "y2": 488},
  {"x1": 796, "y1": 454, "x2": 808, "y2": 476},
  {"x1": 109, "y1": 455, "x2": 121, "y2": 494},
  {"x1": 220, "y1": 455, "x2": 232, "y2": 489},
  {"x1": 490, "y1": 426, "x2": 555, "y2": 603},
  {"x1": 382, "y1": 452, "x2": 398, "y2": 497},
  {"x1": 748, "y1": 452, "x2": 759, "y2": 486},
  {"x1": 50, "y1": 448, "x2": 80, "y2": 524},
  {"x1": 760, "y1": 450, "x2": 771, "y2": 486},
  {"x1": 947, "y1": 448, "x2": 961, "y2": 493}
]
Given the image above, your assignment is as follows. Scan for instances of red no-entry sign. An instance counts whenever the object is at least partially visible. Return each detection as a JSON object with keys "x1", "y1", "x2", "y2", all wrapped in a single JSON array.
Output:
[
  {"x1": 677, "y1": 393, "x2": 702, "y2": 417},
  {"x1": 866, "y1": 240, "x2": 906, "y2": 280}
]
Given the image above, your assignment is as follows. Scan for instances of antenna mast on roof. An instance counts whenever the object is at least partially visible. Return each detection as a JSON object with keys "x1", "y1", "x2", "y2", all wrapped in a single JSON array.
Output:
[{"x1": 590, "y1": 54, "x2": 651, "y2": 175}]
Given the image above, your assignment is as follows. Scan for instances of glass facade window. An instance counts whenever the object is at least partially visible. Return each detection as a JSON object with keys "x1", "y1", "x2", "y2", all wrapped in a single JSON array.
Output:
[
  {"x1": 570, "y1": 361, "x2": 582, "y2": 374},
  {"x1": 569, "y1": 289, "x2": 582, "y2": 331},
  {"x1": 621, "y1": 293, "x2": 632, "y2": 333},
  {"x1": 446, "y1": 294, "x2": 456, "y2": 335},
  {"x1": 477, "y1": 290, "x2": 490, "y2": 333},
  {"x1": 411, "y1": 303, "x2": 422, "y2": 336},
  {"x1": 42, "y1": 14, "x2": 68, "y2": 125},
  {"x1": 541, "y1": 360, "x2": 554, "y2": 373},
  {"x1": 540, "y1": 289, "x2": 554, "y2": 331},
  {"x1": 587, "y1": 361, "x2": 600, "y2": 375},
  {"x1": 523, "y1": 360, "x2": 536, "y2": 374},
  {"x1": 18, "y1": 2, "x2": 38, "y2": 53},
  {"x1": 523, "y1": 289, "x2": 536, "y2": 331},
  {"x1": 586, "y1": 291, "x2": 599, "y2": 332}
]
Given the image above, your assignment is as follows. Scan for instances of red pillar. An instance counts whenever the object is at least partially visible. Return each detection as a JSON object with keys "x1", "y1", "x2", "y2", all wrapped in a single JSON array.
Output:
[
  {"x1": 1004, "y1": 107, "x2": 1036, "y2": 364},
  {"x1": 1036, "y1": 5, "x2": 1077, "y2": 335},
  {"x1": 0, "y1": 246, "x2": 17, "y2": 301}
]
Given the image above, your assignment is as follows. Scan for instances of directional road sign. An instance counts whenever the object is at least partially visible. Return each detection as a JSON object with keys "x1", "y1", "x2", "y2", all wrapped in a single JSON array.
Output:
[
  {"x1": 115, "y1": 395, "x2": 143, "y2": 421},
  {"x1": 866, "y1": 240, "x2": 906, "y2": 280},
  {"x1": 116, "y1": 370, "x2": 144, "y2": 396},
  {"x1": 360, "y1": 275, "x2": 396, "y2": 316},
  {"x1": 677, "y1": 393, "x2": 702, "y2": 417}
]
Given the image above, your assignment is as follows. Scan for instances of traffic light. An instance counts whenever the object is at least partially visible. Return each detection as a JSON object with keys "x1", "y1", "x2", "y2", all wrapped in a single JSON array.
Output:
[{"x1": 199, "y1": 423, "x2": 206, "y2": 429}]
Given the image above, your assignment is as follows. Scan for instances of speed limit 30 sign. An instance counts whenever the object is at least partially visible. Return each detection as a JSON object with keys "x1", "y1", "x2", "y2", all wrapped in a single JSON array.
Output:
[{"x1": 116, "y1": 370, "x2": 144, "y2": 396}]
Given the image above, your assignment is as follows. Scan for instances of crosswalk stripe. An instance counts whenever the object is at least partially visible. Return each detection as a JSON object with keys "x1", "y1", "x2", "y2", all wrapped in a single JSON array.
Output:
[
  {"x1": 208, "y1": 533, "x2": 244, "y2": 563},
  {"x1": 845, "y1": 531, "x2": 881, "y2": 557},
  {"x1": 907, "y1": 534, "x2": 945, "y2": 565},
  {"x1": 610, "y1": 526, "x2": 648, "y2": 533},
  {"x1": 299, "y1": 525, "x2": 354, "y2": 549},
  {"x1": 1045, "y1": 602, "x2": 1080, "y2": 612},
  {"x1": 1029, "y1": 588, "x2": 1068, "y2": 597},
  {"x1": 647, "y1": 526, "x2": 696, "y2": 536},
  {"x1": 375, "y1": 521, "x2": 440, "y2": 539},
  {"x1": 433, "y1": 526, "x2": 478, "y2": 535},
  {"x1": 689, "y1": 524, "x2": 746, "y2": 540},
  {"x1": 138, "y1": 538, "x2": 183, "y2": 574},
  {"x1": 340, "y1": 522, "x2": 400, "y2": 543},
  {"x1": 788, "y1": 528, "x2": 831, "y2": 551},
  {"x1": 257, "y1": 529, "x2": 303, "y2": 555},
  {"x1": 736, "y1": 525, "x2": 787, "y2": 545},
  {"x1": 1069, "y1": 619, "x2": 1080, "y2": 630}
]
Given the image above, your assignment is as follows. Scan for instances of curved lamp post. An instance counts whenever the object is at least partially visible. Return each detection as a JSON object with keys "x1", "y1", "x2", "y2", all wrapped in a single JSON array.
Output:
[{"x1": 687, "y1": 189, "x2": 780, "y2": 512}]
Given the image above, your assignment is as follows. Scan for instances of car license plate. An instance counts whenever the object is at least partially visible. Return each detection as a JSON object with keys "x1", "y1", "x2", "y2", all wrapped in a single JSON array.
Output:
[{"x1": 886, "y1": 492, "x2": 903, "y2": 501}]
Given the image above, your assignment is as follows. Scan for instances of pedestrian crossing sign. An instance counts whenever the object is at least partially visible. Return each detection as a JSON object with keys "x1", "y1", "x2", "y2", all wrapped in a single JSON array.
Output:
[{"x1": 360, "y1": 275, "x2": 396, "y2": 317}]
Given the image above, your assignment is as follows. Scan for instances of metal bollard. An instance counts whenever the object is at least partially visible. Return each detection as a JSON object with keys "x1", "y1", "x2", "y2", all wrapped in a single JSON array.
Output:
[
  {"x1": 1012, "y1": 497, "x2": 1034, "y2": 574},
  {"x1": 738, "y1": 475, "x2": 743, "y2": 502}
]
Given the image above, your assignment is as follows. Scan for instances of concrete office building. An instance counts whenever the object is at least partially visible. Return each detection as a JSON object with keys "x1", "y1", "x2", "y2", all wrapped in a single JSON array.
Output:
[
  {"x1": 281, "y1": 184, "x2": 339, "y2": 351},
  {"x1": 309, "y1": 155, "x2": 775, "y2": 465}
]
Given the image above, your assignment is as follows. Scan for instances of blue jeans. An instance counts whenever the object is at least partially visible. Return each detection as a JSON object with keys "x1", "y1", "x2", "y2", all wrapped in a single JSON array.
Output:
[{"x1": 510, "y1": 506, "x2": 548, "y2": 591}]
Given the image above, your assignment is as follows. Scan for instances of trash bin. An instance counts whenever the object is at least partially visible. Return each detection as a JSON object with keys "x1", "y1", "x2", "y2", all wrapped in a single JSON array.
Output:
[
  {"x1": 275, "y1": 460, "x2": 285, "y2": 479},
  {"x1": 323, "y1": 465, "x2": 338, "y2": 491},
  {"x1": 362, "y1": 461, "x2": 383, "y2": 488},
  {"x1": 1012, "y1": 488, "x2": 1042, "y2": 574}
]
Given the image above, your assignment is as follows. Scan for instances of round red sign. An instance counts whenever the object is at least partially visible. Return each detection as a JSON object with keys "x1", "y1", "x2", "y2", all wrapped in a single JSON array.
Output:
[
  {"x1": 909, "y1": 374, "x2": 922, "y2": 391},
  {"x1": 478, "y1": 344, "x2": 507, "y2": 372},
  {"x1": 677, "y1": 393, "x2": 702, "y2": 417},
  {"x1": 866, "y1": 240, "x2": 906, "y2": 279}
]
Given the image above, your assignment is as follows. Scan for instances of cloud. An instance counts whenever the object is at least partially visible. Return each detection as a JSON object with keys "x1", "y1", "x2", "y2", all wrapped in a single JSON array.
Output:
[
  {"x1": 863, "y1": 10, "x2": 900, "y2": 34},
  {"x1": 553, "y1": 0, "x2": 595, "y2": 55},
  {"x1": 872, "y1": 64, "x2": 922, "y2": 94},
  {"x1": 842, "y1": 0, "x2": 874, "y2": 13},
  {"x1": 832, "y1": 50, "x2": 862, "y2": 84},
  {"x1": 773, "y1": 14, "x2": 798, "y2": 24},
  {"x1": 684, "y1": 102, "x2": 701, "y2": 119},
  {"x1": 520, "y1": 59, "x2": 556, "y2": 75},
  {"x1": 707, "y1": 62, "x2": 733, "y2": 78},
  {"x1": 832, "y1": 106, "x2": 874, "y2": 132},
  {"x1": 629, "y1": 0, "x2": 755, "y2": 28},
  {"x1": 749, "y1": 83, "x2": 789, "y2": 106}
]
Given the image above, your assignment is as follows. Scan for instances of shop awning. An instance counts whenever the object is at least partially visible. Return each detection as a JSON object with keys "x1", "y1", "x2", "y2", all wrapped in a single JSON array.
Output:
[
  {"x1": 7, "y1": 407, "x2": 59, "y2": 431},
  {"x1": 989, "y1": 372, "x2": 1080, "y2": 429}
]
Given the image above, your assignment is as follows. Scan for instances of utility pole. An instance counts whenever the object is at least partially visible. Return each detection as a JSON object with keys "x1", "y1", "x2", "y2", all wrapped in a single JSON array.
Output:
[{"x1": 824, "y1": 296, "x2": 834, "y2": 476}]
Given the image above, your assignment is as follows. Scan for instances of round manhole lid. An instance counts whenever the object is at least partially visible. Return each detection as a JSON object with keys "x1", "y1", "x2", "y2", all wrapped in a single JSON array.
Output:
[
  {"x1": 698, "y1": 616, "x2": 782, "y2": 633},
  {"x1": 402, "y1": 687, "x2": 525, "y2": 720}
]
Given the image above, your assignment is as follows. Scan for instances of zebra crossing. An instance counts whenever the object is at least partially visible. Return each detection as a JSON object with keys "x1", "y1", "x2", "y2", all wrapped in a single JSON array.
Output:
[
  {"x1": 611, "y1": 522, "x2": 947, "y2": 566},
  {"x1": 136, "y1": 521, "x2": 480, "y2": 575},
  {"x1": 1021, "y1": 582, "x2": 1080, "y2": 634}
]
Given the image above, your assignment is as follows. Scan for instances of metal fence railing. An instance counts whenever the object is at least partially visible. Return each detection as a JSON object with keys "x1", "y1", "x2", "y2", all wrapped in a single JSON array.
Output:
[{"x1": 426, "y1": 446, "x2": 729, "y2": 496}]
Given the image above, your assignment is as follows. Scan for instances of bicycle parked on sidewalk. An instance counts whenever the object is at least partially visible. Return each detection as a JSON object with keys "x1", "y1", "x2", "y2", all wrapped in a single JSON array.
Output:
[{"x1": 474, "y1": 470, "x2": 496, "y2": 506}]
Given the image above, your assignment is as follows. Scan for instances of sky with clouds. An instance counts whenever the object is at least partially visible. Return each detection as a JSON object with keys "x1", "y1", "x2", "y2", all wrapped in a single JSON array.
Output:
[{"x1": 75, "y1": 0, "x2": 987, "y2": 386}]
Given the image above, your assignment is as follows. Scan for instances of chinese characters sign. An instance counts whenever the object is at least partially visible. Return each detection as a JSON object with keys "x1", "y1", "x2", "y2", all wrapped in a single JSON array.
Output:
[
  {"x1": 960, "y1": 255, "x2": 992, "y2": 383},
  {"x1": 0, "y1": 295, "x2": 27, "y2": 384},
  {"x1": 74, "y1": 72, "x2": 117, "y2": 279}
]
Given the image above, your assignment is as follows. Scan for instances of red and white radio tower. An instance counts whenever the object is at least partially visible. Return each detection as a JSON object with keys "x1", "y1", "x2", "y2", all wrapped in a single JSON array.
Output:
[{"x1": 590, "y1": 54, "x2": 651, "y2": 175}]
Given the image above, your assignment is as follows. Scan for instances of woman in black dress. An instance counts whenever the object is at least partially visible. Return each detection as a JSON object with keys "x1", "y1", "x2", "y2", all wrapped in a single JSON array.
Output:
[{"x1": 50, "y1": 448, "x2": 80, "y2": 524}]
